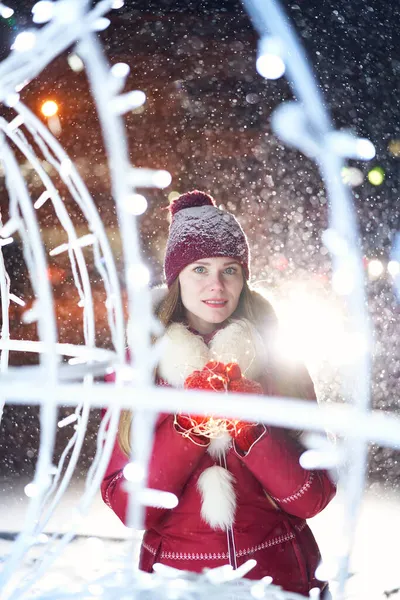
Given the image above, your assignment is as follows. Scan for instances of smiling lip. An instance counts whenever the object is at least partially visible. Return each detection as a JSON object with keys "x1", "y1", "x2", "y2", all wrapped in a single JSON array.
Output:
[{"x1": 202, "y1": 300, "x2": 228, "y2": 308}]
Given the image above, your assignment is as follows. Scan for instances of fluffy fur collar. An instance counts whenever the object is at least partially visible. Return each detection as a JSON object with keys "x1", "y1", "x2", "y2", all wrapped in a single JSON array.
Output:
[
  {"x1": 158, "y1": 319, "x2": 266, "y2": 387},
  {"x1": 155, "y1": 306, "x2": 267, "y2": 532}
]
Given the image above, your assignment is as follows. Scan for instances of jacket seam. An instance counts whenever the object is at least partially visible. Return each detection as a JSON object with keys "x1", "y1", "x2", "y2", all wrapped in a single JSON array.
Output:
[
  {"x1": 271, "y1": 472, "x2": 315, "y2": 504},
  {"x1": 105, "y1": 471, "x2": 124, "y2": 509}
]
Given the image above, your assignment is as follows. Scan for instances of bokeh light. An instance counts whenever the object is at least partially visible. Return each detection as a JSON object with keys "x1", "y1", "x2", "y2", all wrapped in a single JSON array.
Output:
[
  {"x1": 168, "y1": 191, "x2": 180, "y2": 203},
  {"x1": 0, "y1": 4, "x2": 14, "y2": 18},
  {"x1": 388, "y1": 139, "x2": 400, "y2": 157},
  {"x1": 387, "y1": 260, "x2": 400, "y2": 277},
  {"x1": 260, "y1": 283, "x2": 368, "y2": 369},
  {"x1": 11, "y1": 31, "x2": 37, "y2": 52},
  {"x1": 124, "y1": 193, "x2": 148, "y2": 216},
  {"x1": 367, "y1": 259, "x2": 384, "y2": 279},
  {"x1": 341, "y1": 166, "x2": 364, "y2": 187},
  {"x1": 41, "y1": 100, "x2": 59, "y2": 118},
  {"x1": 367, "y1": 166, "x2": 385, "y2": 186},
  {"x1": 256, "y1": 54, "x2": 285, "y2": 80},
  {"x1": 32, "y1": 1, "x2": 54, "y2": 24}
]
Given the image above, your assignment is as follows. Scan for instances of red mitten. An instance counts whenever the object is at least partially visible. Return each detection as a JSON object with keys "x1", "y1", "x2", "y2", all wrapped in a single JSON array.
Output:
[
  {"x1": 184, "y1": 363, "x2": 227, "y2": 392},
  {"x1": 174, "y1": 413, "x2": 210, "y2": 446},
  {"x1": 228, "y1": 374, "x2": 266, "y2": 454},
  {"x1": 233, "y1": 422, "x2": 266, "y2": 454},
  {"x1": 225, "y1": 362, "x2": 242, "y2": 381},
  {"x1": 175, "y1": 363, "x2": 228, "y2": 443},
  {"x1": 229, "y1": 376, "x2": 263, "y2": 395}
]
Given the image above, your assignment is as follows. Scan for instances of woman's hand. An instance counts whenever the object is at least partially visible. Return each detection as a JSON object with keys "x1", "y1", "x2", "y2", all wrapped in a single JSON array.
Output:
[
  {"x1": 175, "y1": 361, "x2": 265, "y2": 451},
  {"x1": 223, "y1": 368, "x2": 266, "y2": 453}
]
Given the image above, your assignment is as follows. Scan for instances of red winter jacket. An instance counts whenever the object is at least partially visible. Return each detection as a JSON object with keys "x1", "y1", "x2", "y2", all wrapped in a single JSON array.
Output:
[{"x1": 101, "y1": 349, "x2": 336, "y2": 596}]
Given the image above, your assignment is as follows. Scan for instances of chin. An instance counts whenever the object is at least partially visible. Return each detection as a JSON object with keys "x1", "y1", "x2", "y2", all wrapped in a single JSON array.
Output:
[
  {"x1": 208, "y1": 314, "x2": 227, "y2": 324},
  {"x1": 200, "y1": 307, "x2": 233, "y2": 324}
]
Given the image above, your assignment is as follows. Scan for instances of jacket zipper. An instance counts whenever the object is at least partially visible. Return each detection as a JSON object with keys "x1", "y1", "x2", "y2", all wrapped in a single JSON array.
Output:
[{"x1": 220, "y1": 452, "x2": 238, "y2": 569}]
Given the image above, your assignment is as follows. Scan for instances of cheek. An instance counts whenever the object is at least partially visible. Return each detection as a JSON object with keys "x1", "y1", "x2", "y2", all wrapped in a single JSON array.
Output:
[
  {"x1": 180, "y1": 276, "x2": 202, "y2": 306},
  {"x1": 232, "y1": 280, "x2": 244, "y2": 303}
]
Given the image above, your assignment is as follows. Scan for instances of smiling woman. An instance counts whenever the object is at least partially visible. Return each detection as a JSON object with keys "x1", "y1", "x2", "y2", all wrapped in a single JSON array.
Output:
[
  {"x1": 101, "y1": 190, "x2": 336, "y2": 597},
  {"x1": 179, "y1": 257, "x2": 244, "y2": 334}
]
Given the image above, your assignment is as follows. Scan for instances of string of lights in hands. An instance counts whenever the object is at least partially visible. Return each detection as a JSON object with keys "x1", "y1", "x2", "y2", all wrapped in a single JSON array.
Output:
[{"x1": 174, "y1": 360, "x2": 264, "y2": 450}]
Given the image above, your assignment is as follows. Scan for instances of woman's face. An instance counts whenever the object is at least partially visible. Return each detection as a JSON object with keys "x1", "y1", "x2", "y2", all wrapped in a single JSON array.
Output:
[{"x1": 178, "y1": 257, "x2": 244, "y2": 334}]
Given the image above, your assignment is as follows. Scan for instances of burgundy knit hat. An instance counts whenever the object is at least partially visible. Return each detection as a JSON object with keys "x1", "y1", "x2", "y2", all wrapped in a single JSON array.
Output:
[{"x1": 164, "y1": 190, "x2": 250, "y2": 287}]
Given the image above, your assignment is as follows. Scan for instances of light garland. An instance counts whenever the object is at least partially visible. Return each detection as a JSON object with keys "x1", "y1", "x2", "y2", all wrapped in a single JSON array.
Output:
[{"x1": 0, "y1": 0, "x2": 396, "y2": 599}]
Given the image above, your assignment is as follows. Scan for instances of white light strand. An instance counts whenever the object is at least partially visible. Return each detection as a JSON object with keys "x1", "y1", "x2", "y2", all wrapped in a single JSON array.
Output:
[
  {"x1": 0, "y1": 133, "x2": 59, "y2": 600},
  {"x1": 242, "y1": 1, "x2": 373, "y2": 597},
  {"x1": 0, "y1": 212, "x2": 11, "y2": 410}
]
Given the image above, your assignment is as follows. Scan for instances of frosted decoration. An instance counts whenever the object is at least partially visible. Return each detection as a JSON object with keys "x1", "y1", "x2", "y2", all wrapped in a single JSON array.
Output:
[
  {"x1": 390, "y1": 232, "x2": 400, "y2": 301},
  {"x1": 0, "y1": 1, "x2": 397, "y2": 600},
  {"x1": 32, "y1": 1, "x2": 55, "y2": 24},
  {"x1": 11, "y1": 31, "x2": 37, "y2": 52},
  {"x1": 0, "y1": 3, "x2": 14, "y2": 18},
  {"x1": 243, "y1": 0, "x2": 376, "y2": 597}
]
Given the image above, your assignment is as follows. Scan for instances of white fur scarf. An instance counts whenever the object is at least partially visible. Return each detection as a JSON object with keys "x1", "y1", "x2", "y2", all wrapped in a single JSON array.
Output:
[{"x1": 158, "y1": 319, "x2": 266, "y2": 530}]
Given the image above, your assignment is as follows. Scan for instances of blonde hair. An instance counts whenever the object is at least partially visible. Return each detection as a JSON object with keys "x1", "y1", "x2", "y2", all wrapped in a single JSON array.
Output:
[{"x1": 118, "y1": 278, "x2": 315, "y2": 455}]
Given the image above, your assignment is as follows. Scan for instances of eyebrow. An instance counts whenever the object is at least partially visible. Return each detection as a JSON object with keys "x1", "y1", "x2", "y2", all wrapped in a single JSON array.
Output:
[{"x1": 193, "y1": 260, "x2": 239, "y2": 267}]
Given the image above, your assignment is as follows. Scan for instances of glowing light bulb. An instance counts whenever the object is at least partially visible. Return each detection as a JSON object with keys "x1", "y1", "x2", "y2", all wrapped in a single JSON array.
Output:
[
  {"x1": 256, "y1": 35, "x2": 285, "y2": 80},
  {"x1": 111, "y1": 62, "x2": 130, "y2": 78},
  {"x1": 67, "y1": 53, "x2": 84, "y2": 72},
  {"x1": 112, "y1": 90, "x2": 146, "y2": 115},
  {"x1": 256, "y1": 54, "x2": 285, "y2": 80},
  {"x1": 24, "y1": 482, "x2": 39, "y2": 497},
  {"x1": 123, "y1": 462, "x2": 145, "y2": 482},
  {"x1": 388, "y1": 139, "x2": 400, "y2": 157},
  {"x1": 41, "y1": 100, "x2": 58, "y2": 118},
  {"x1": 356, "y1": 138, "x2": 375, "y2": 160},
  {"x1": 0, "y1": 4, "x2": 14, "y2": 18},
  {"x1": 153, "y1": 170, "x2": 172, "y2": 188},
  {"x1": 168, "y1": 191, "x2": 180, "y2": 202},
  {"x1": 124, "y1": 193, "x2": 148, "y2": 215},
  {"x1": 341, "y1": 167, "x2": 364, "y2": 187},
  {"x1": 367, "y1": 259, "x2": 384, "y2": 278},
  {"x1": 93, "y1": 17, "x2": 110, "y2": 31},
  {"x1": 12, "y1": 31, "x2": 37, "y2": 52},
  {"x1": 388, "y1": 260, "x2": 400, "y2": 277},
  {"x1": 32, "y1": 1, "x2": 54, "y2": 23},
  {"x1": 367, "y1": 166, "x2": 385, "y2": 186},
  {"x1": 129, "y1": 168, "x2": 171, "y2": 189}
]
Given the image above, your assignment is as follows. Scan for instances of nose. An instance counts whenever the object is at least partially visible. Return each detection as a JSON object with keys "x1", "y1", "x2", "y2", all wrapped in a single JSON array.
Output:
[{"x1": 208, "y1": 272, "x2": 224, "y2": 292}]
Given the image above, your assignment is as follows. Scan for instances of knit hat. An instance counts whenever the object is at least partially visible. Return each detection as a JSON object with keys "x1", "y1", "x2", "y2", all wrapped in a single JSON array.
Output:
[{"x1": 164, "y1": 190, "x2": 250, "y2": 287}]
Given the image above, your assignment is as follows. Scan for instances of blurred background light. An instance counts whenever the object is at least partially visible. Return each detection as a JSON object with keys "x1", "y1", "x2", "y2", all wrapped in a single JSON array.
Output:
[
  {"x1": 367, "y1": 259, "x2": 384, "y2": 279},
  {"x1": 41, "y1": 100, "x2": 59, "y2": 118},
  {"x1": 367, "y1": 166, "x2": 385, "y2": 186}
]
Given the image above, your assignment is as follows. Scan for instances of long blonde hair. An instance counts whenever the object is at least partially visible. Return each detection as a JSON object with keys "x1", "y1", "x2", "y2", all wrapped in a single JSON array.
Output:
[{"x1": 118, "y1": 278, "x2": 315, "y2": 454}]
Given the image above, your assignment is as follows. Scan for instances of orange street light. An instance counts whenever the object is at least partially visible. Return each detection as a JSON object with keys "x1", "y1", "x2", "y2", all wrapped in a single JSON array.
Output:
[
  {"x1": 41, "y1": 100, "x2": 58, "y2": 118},
  {"x1": 41, "y1": 100, "x2": 61, "y2": 136}
]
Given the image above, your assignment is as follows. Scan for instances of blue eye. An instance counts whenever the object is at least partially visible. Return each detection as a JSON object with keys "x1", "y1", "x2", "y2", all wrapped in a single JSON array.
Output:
[
  {"x1": 194, "y1": 266, "x2": 206, "y2": 274},
  {"x1": 224, "y1": 267, "x2": 237, "y2": 275}
]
